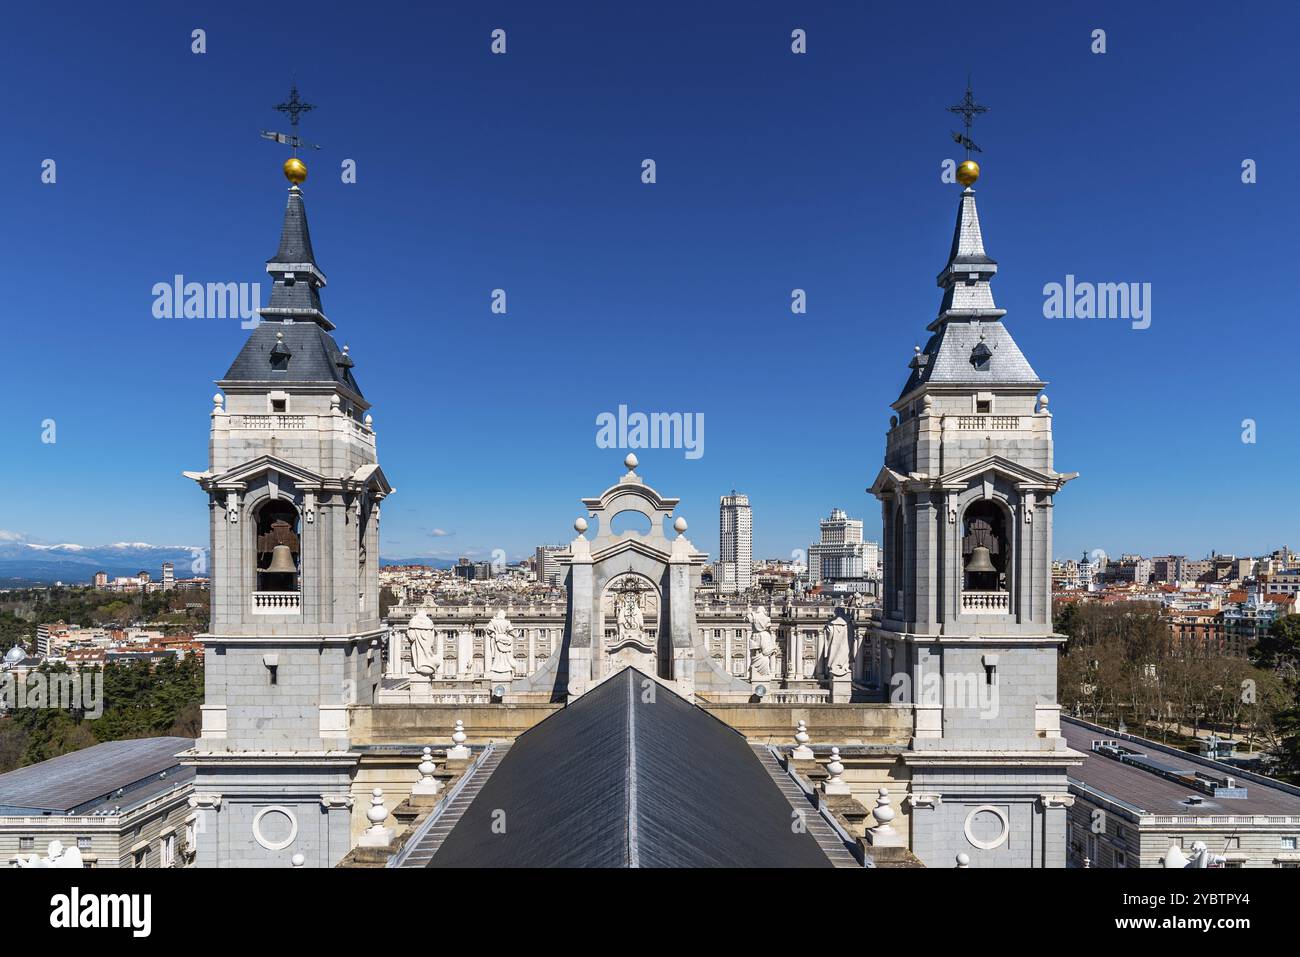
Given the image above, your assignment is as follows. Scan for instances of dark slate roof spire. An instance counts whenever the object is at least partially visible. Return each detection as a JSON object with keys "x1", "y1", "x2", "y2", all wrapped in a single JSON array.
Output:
[
  {"x1": 258, "y1": 185, "x2": 334, "y2": 331},
  {"x1": 895, "y1": 185, "x2": 1042, "y2": 402},
  {"x1": 269, "y1": 185, "x2": 318, "y2": 266},
  {"x1": 219, "y1": 182, "x2": 364, "y2": 401},
  {"x1": 931, "y1": 186, "x2": 1005, "y2": 332}
]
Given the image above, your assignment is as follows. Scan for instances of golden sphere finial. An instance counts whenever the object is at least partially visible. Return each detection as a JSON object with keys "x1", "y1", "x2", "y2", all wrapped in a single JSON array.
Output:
[
  {"x1": 283, "y1": 156, "x2": 308, "y2": 185},
  {"x1": 956, "y1": 159, "x2": 980, "y2": 187}
]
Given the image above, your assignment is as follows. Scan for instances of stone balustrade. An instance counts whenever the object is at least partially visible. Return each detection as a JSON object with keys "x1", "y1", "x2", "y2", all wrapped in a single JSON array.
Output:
[
  {"x1": 252, "y1": 591, "x2": 302, "y2": 613},
  {"x1": 960, "y1": 590, "x2": 1010, "y2": 614}
]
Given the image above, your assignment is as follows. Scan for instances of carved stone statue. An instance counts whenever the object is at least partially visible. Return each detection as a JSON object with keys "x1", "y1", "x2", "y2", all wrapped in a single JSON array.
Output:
[
  {"x1": 817, "y1": 609, "x2": 852, "y2": 679},
  {"x1": 616, "y1": 594, "x2": 646, "y2": 647},
  {"x1": 16, "y1": 839, "x2": 84, "y2": 869},
  {"x1": 407, "y1": 609, "x2": 440, "y2": 677},
  {"x1": 456, "y1": 629, "x2": 473, "y2": 677},
  {"x1": 484, "y1": 610, "x2": 516, "y2": 680},
  {"x1": 746, "y1": 606, "x2": 778, "y2": 681}
]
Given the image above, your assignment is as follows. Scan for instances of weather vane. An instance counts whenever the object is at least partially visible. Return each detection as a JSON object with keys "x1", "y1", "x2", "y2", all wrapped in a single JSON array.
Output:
[
  {"x1": 260, "y1": 84, "x2": 321, "y2": 185},
  {"x1": 947, "y1": 79, "x2": 988, "y2": 157},
  {"x1": 947, "y1": 79, "x2": 987, "y2": 187}
]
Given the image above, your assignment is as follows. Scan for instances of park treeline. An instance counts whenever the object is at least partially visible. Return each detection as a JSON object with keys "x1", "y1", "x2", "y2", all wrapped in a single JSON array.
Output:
[
  {"x1": 0, "y1": 655, "x2": 204, "y2": 773},
  {"x1": 1056, "y1": 601, "x2": 1300, "y2": 781}
]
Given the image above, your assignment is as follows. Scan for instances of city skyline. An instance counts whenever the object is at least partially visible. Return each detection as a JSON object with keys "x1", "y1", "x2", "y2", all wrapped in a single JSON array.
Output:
[{"x1": 2, "y1": 2, "x2": 1297, "y2": 567}]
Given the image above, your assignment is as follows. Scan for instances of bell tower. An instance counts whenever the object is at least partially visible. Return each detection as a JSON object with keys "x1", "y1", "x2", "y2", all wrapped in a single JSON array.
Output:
[
  {"x1": 868, "y1": 142, "x2": 1082, "y2": 867},
  {"x1": 182, "y1": 141, "x2": 392, "y2": 867}
]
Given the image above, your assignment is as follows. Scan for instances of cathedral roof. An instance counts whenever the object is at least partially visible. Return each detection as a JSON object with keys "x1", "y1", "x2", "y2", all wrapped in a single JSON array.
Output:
[
  {"x1": 219, "y1": 184, "x2": 365, "y2": 398},
  {"x1": 424, "y1": 667, "x2": 837, "y2": 868},
  {"x1": 220, "y1": 321, "x2": 364, "y2": 398},
  {"x1": 897, "y1": 186, "x2": 1043, "y2": 402}
]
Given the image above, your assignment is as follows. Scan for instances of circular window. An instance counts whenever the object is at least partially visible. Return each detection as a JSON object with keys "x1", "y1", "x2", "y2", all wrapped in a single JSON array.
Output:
[
  {"x1": 963, "y1": 804, "x2": 1009, "y2": 851},
  {"x1": 252, "y1": 805, "x2": 299, "y2": 851}
]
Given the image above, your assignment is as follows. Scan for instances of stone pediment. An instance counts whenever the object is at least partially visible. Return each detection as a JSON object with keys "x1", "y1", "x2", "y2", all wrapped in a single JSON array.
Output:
[
  {"x1": 589, "y1": 535, "x2": 705, "y2": 566},
  {"x1": 936, "y1": 455, "x2": 1076, "y2": 492},
  {"x1": 867, "y1": 466, "x2": 911, "y2": 497},
  {"x1": 349, "y1": 462, "x2": 394, "y2": 498},
  {"x1": 192, "y1": 454, "x2": 327, "y2": 492}
]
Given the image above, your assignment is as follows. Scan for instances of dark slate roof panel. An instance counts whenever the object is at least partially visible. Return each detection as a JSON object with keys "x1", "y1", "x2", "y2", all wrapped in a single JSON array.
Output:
[
  {"x1": 1062, "y1": 718, "x2": 1300, "y2": 817},
  {"x1": 429, "y1": 667, "x2": 833, "y2": 868},
  {"x1": 221, "y1": 321, "x2": 363, "y2": 397},
  {"x1": 0, "y1": 736, "x2": 193, "y2": 814},
  {"x1": 269, "y1": 188, "x2": 318, "y2": 266}
]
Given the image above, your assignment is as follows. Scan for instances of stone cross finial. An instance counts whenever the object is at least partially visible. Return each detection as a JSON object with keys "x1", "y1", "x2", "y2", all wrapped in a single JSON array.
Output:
[{"x1": 792, "y1": 720, "x2": 814, "y2": 760}]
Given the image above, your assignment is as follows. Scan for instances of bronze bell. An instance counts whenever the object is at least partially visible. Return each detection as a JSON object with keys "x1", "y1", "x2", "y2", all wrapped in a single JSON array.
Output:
[
  {"x1": 265, "y1": 543, "x2": 297, "y2": 574},
  {"x1": 965, "y1": 545, "x2": 996, "y2": 574}
]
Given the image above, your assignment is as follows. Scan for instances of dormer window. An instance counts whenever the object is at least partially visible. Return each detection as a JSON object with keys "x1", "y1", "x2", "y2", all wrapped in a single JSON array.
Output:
[
  {"x1": 970, "y1": 339, "x2": 992, "y2": 371},
  {"x1": 269, "y1": 332, "x2": 292, "y2": 371}
]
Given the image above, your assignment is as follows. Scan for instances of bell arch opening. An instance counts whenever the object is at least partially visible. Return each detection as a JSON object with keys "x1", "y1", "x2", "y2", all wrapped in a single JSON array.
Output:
[
  {"x1": 255, "y1": 500, "x2": 301, "y2": 595},
  {"x1": 960, "y1": 500, "x2": 1011, "y2": 614}
]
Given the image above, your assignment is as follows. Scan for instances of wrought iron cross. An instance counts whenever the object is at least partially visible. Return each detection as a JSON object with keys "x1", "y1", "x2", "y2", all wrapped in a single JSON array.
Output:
[
  {"x1": 275, "y1": 84, "x2": 316, "y2": 128},
  {"x1": 947, "y1": 80, "x2": 988, "y2": 157}
]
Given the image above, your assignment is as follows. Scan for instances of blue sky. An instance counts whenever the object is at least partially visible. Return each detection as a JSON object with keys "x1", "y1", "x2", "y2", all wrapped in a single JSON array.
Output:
[{"x1": 1, "y1": 0, "x2": 1297, "y2": 564}]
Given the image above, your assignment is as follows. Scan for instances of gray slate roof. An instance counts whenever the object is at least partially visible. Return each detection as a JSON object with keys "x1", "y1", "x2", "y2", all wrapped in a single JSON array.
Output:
[
  {"x1": 269, "y1": 187, "x2": 318, "y2": 266},
  {"x1": 898, "y1": 187, "x2": 1042, "y2": 400},
  {"x1": 221, "y1": 320, "x2": 363, "y2": 396},
  {"x1": 428, "y1": 667, "x2": 834, "y2": 868},
  {"x1": 0, "y1": 736, "x2": 193, "y2": 815},
  {"x1": 1062, "y1": 718, "x2": 1300, "y2": 817}
]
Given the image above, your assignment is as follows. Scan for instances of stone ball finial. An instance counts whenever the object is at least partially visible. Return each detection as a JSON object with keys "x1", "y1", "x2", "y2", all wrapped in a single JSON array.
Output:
[
  {"x1": 418, "y1": 746, "x2": 436, "y2": 780},
  {"x1": 872, "y1": 787, "x2": 895, "y2": 826},
  {"x1": 213, "y1": 393, "x2": 224, "y2": 409},
  {"x1": 291, "y1": 852, "x2": 305, "y2": 867},
  {"x1": 922, "y1": 394, "x2": 933, "y2": 412},
  {"x1": 794, "y1": 720, "x2": 809, "y2": 746},
  {"x1": 364, "y1": 413, "x2": 373, "y2": 427},
  {"x1": 624, "y1": 452, "x2": 639, "y2": 471},
  {"x1": 452, "y1": 720, "x2": 467, "y2": 747},
  {"x1": 673, "y1": 517, "x2": 688, "y2": 535},
  {"x1": 826, "y1": 747, "x2": 845, "y2": 785},
  {"x1": 956, "y1": 852, "x2": 970, "y2": 868},
  {"x1": 1038, "y1": 393, "x2": 1050, "y2": 412},
  {"x1": 276, "y1": 331, "x2": 284, "y2": 340},
  {"x1": 330, "y1": 394, "x2": 341, "y2": 410},
  {"x1": 366, "y1": 788, "x2": 387, "y2": 828},
  {"x1": 574, "y1": 517, "x2": 588, "y2": 533}
]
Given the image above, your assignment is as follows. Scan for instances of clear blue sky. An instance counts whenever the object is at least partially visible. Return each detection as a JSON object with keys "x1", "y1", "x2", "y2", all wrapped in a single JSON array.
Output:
[{"x1": 1, "y1": 0, "x2": 1297, "y2": 564}]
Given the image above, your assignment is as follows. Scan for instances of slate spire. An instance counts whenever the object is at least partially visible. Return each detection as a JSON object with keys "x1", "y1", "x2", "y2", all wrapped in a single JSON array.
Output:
[
  {"x1": 258, "y1": 184, "x2": 333, "y2": 331},
  {"x1": 932, "y1": 186, "x2": 1006, "y2": 332}
]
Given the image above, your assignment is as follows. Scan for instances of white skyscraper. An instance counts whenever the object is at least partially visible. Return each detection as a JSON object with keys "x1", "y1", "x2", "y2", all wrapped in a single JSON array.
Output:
[
  {"x1": 807, "y1": 508, "x2": 877, "y2": 586},
  {"x1": 718, "y1": 491, "x2": 752, "y2": 594}
]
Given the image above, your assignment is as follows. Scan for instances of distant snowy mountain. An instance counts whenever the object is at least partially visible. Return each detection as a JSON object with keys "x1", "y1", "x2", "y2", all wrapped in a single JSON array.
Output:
[{"x1": 0, "y1": 540, "x2": 205, "y2": 585}]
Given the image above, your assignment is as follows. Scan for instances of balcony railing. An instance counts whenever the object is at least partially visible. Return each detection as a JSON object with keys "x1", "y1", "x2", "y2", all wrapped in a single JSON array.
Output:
[
  {"x1": 252, "y1": 591, "x2": 301, "y2": 614},
  {"x1": 956, "y1": 415, "x2": 1021, "y2": 430},
  {"x1": 961, "y1": 590, "x2": 1010, "y2": 614}
]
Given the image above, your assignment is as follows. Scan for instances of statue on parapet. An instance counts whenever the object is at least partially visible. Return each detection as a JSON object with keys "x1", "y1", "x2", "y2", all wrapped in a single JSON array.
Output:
[
  {"x1": 16, "y1": 840, "x2": 84, "y2": 869},
  {"x1": 484, "y1": 609, "x2": 516, "y2": 680},
  {"x1": 816, "y1": 608, "x2": 852, "y2": 680},
  {"x1": 407, "y1": 608, "x2": 441, "y2": 677},
  {"x1": 747, "y1": 606, "x2": 778, "y2": 681}
]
